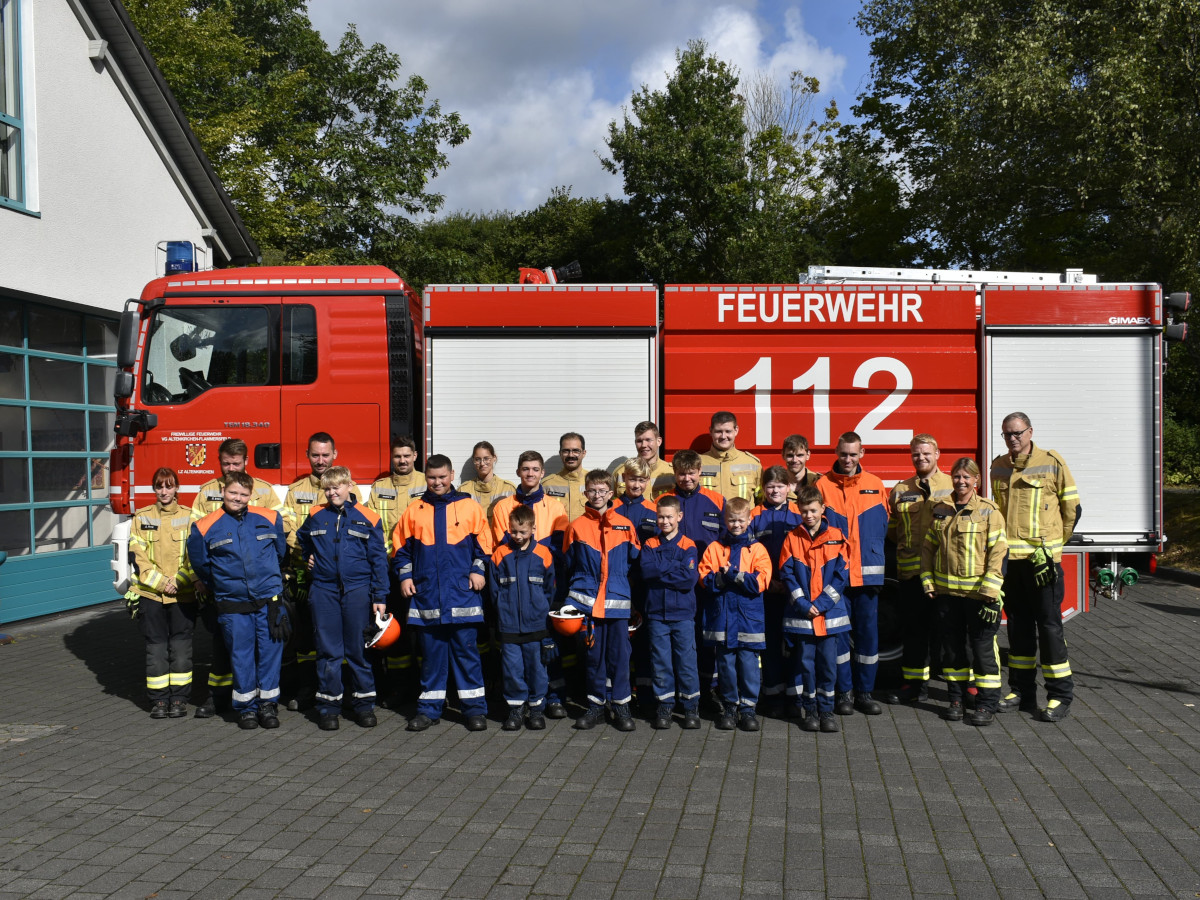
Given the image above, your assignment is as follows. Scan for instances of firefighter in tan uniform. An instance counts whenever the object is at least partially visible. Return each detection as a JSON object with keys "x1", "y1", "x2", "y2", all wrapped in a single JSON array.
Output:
[
  {"x1": 699, "y1": 411, "x2": 761, "y2": 502},
  {"x1": 366, "y1": 436, "x2": 425, "y2": 701},
  {"x1": 128, "y1": 467, "x2": 196, "y2": 718},
  {"x1": 990, "y1": 412, "x2": 1081, "y2": 723},
  {"x1": 542, "y1": 432, "x2": 589, "y2": 521},
  {"x1": 280, "y1": 431, "x2": 339, "y2": 709},
  {"x1": 921, "y1": 457, "x2": 1008, "y2": 726},
  {"x1": 459, "y1": 440, "x2": 517, "y2": 523},
  {"x1": 886, "y1": 434, "x2": 954, "y2": 704},
  {"x1": 612, "y1": 421, "x2": 676, "y2": 498},
  {"x1": 189, "y1": 438, "x2": 281, "y2": 717}
]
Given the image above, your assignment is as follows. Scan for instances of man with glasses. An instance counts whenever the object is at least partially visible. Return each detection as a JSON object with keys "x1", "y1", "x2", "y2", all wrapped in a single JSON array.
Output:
[
  {"x1": 544, "y1": 433, "x2": 589, "y2": 521},
  {"x1": 990, "y1": 413, "x2": 1081, "y2": 723}
]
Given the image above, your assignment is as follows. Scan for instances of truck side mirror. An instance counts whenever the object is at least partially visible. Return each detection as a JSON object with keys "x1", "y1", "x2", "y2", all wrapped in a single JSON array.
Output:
[
  {"x1": 114, "y1": 370, "x2": 134, "y2": 400},
  {"x1": 117, "y1": 309, "x2": 140, "y2": 369}
]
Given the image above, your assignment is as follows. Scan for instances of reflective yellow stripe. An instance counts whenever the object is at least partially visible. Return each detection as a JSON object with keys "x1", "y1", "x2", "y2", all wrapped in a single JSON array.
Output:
[
  {"x1": 146, "y1": 674, "x2": 170, "y2": 690},
  {"x1": 1043, "y1": 662, "x2": 1073, "y2": 679},
  {"x1": 1008, "y1": 655, "x2": 1037, "y2": 671},
  {"x1": 208, "y1": 673, "x2": 233, "y2": 687},
  {"x1": 168, "y1": 672, "x2": 192, "y2": 686},
  {"x1": 943, "y1": 668, "x2": 970, "y2": 682},
  {"x1": 901, "y1": 666, "x2": 930, "y2": 681}
]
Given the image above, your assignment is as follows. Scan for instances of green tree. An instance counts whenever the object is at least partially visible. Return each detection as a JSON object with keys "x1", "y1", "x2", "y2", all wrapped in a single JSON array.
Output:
[
  {"x1": 856, "y1": 0, "x2": 1200, "y2": 454},
  {"x1": 126, "y1": 0, "x2": 468, "y2": 264}
]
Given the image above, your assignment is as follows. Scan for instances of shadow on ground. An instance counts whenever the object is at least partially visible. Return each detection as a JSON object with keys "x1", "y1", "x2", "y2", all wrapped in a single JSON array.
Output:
[{"x1": 60, "y1": 605, "x2": 213, "y2": 710}]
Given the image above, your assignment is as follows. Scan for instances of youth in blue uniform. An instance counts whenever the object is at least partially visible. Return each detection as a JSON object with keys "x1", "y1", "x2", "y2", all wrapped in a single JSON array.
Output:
[
  {"x1": 749, "y1": 466, "x2": 804, "y2": 714},
  {"x1": 614, "y1": 457, "x2": 659, "y2": 709},
  {"x1": 392, "y1": 454, "x2": 494, "y2": 732},
  {"x1": 297, "y1": 466, "x2": 388, "y2": 731},
  {"x1": 187, "y1": 472, "x2": 288, "y2": 730},
  {"x1": 638, "y1": 494, "x2": 701, "y2": 729},
  {"x1": 488, "y1": 504, "x2": 556, "y2": 731}
]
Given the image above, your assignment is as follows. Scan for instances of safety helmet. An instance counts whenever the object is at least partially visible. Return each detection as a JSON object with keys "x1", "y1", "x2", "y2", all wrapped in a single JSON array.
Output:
[
  {"x1": 549, "y1": 605, "x2": 586, "y2": 636},
  {"x1": 365, "y1": 610, "x2": 401, "y2": 650},
  {"x1": 628, "y1": 610, "x2": 643, "y2": 635}
]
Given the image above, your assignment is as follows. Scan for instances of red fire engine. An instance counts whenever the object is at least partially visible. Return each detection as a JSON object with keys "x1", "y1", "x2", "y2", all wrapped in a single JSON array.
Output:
[{"x1": 110, "y1": 263, "x2": 1188, "y2": 657}]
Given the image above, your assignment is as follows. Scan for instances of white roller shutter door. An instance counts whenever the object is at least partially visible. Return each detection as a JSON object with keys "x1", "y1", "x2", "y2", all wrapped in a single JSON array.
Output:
[
  {"x1": 988, "y1": 334, "x2": 1157, "y2": 547},
  {"x1": 427, "y1": 335, "x2": 657, "y2": 480}
]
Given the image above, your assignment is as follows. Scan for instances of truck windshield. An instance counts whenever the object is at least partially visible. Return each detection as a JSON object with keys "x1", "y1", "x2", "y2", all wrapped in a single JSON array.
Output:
[{"x1": 140, "y1": 306, "x2": 270, "y2": 404}]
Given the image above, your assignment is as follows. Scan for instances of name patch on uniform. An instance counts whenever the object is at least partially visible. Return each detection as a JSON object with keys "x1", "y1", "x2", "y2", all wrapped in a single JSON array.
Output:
[
  {"x1": 700, "y1": 467, "x2": 720, "y2": 479},
  {"x1": 545, "y1": 487, "x2": 566, "y2": 497},
  {"x1": 899, "y1": 493, "x2": 921, "y2": 503},
  {"x1": 205, "y1": 492, "x2": 223, "y2": 502},
  {"x1": 409, "y1": 487, "x2": 423, "y2": 497},
  {"x1": 613, "y1": 525, "x2": 630, "y2": 531},
  {"x1": 141, "y1": 522, "x2": 159, "y2": 531},
  {"x1": 859, "y1": 489, "x2": 880, "y2": 494},
  {"x1": 296, "y1": 498, "x2": 313, "y2": 505},
  {"x1": 826, "y1": 539, "x2": 845, "y2": 546},
  {"x1": 376, "y1": 489, "x2": 397, "y2": 500}
]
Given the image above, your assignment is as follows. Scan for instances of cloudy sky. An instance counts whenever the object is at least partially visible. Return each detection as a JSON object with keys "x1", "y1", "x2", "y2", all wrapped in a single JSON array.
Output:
[{"x1": 307, "y1": 1, "x2": 872, "y2": 217}]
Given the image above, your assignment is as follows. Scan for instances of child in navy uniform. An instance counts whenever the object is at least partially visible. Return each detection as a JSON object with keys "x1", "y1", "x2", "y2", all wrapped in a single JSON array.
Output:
[
  {"x1": 699, "y1": 497, "x2": 772, "y2": 731},
  {"x1": 639, "y1": 494, "x2": 701, "y2": 729},
  {"x1": 489, "y1": 504, "x2": 557, "y2": 731}
]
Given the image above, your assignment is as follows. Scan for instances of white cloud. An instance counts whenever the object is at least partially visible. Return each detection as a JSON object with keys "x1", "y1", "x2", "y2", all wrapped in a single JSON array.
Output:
[{"x1": 306, "y1": 1, "x2": 852, "y2": 214}]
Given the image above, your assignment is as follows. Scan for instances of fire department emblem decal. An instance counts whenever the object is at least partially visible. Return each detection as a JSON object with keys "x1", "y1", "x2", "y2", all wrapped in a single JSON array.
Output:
[{"x1": 185, "y1": 443, "x2": 207, "y2": 467}]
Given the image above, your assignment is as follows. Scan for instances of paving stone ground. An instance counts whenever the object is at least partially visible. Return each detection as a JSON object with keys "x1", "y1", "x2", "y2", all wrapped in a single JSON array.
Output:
[{"x1": 1, "y1": 575, "x2": 1199, "y2": 899}]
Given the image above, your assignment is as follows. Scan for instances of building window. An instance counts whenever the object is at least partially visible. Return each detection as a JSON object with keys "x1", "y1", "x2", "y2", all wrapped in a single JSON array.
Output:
[
  {"x1": 0, "y1": 296, "x2": 118, "y2": 556},
  {"x1": 0, "y1": 0, "x2": 24, "y2": 210}
]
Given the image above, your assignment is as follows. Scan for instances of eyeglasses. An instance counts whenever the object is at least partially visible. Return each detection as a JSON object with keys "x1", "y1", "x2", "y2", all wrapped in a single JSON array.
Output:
[
  {"x1": 561, "y1": 449, "x2": 583, "y2": 456},
  {"x1": 584, "y1": 487, "x2": 611, "y2": 496},
  {"x1": 471, "y1": 457, "x2": 494, "y2": 465},
  {"x1": 1002, "y1": 426, "x2": 1030, "y2": 440}
]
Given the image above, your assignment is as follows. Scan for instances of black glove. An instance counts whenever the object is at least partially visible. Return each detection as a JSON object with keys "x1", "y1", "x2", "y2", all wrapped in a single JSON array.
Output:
[
  {"x1": 124, "y1": 591, "x2": 140, "y2": 621},
  {"x1": 1029, "y1": 546, "x2": 1057, "y2": 588},
  {"x1": 978, "y1": 598, "x2": 1002, "y2": 626},
  {"x1": 268, "y1": 597, "x2": 293, "y2": 643},
  {"x1": 540, "y1": 636, "x2": 560, "y2": 664}
]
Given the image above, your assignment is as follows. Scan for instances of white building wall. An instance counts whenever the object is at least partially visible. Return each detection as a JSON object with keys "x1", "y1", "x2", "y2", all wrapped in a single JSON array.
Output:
[{"x1": 1, "y1": 0, "x2": 213, "y2": 312}]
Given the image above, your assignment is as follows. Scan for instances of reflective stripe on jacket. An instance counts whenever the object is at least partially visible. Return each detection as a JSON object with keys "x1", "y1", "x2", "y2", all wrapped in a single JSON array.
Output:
[
  {"x1": 989, "y1": 444, "x2": 1079, "y2": 562},
  {"x1": 391, "y1": 489, "x2": 494, "y2": 626},
  {"x1": 542, "y1": 469, "x2": 588, "y2": 522},
  {"x1": 818, "y1": 466, "x2": 890, "y2": 587},
  {"x1": 460, "y1": 477, "x2": 517, "y2": 524},
  {"x1": 888, "y1": 471, "x2": 955, "y2": 580},
  {"x1": 564, "y1": 504, "x2": 640, "y2": 619},
  {"x1": 920, "y1": 494, "x2": 1008, "y2": 600},
  {"x1": 489, "y1": 538, "x2": 556, "y2": 637},
  {"x1": 367, "y1": 471, "x2": 425, "y2": 554},
  {"x1": 698, "y1": 533, "x2": 771, "y2": 648},
  {"x1": 778, "y1": 518, "x2": 851, "y2": 636},
  {"x1": 187, "y1": 506, "x2": 286, "y2": 607},
  {"x1": 297, "y1": 499, "x2": 388, "y2": 601},
  {"x1": 130, "y1": 500, "x2": 195, "y2": 603},
  {"x1": 639, "y1": 532, "x2": 699, "y2": 622},
  {"x1": 699, "y1": 447, "x2": 762, "y2": 501}
]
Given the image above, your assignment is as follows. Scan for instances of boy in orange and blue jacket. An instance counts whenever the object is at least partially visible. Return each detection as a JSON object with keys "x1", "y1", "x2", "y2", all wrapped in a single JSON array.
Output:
[
  {"x1": 779, "y1": 484, "x2": 851, "y2": 733},
  {"x1": 564, "y1": 469, "x2": 641, "y2": 732},
  {"x1": 699, "y1": 497, "x2": 772, "y2": 732}
]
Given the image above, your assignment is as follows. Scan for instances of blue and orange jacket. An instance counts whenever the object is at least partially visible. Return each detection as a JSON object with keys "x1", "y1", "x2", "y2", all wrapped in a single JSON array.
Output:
[
  {"x1": 187, "y1": 505, "x2": 286, "y2": 611},
  {"x1": 564, "y1": 504, "x2": 640, "y2": 619},
  {"x1": 698, "y1": 532, "x2": 771, "y2": 649},
  {"x1": 664, "y1": 485, "x2": 725, "y2": 555},
  {"x1": 391, "y1": 489, "x2": 494, "y2": 626},
  {"x1": 491, "y1": 487, "x2": 569, "y2": 555},
  {"x1": 638, "y1": 531, "x2": 699, "y2": 622},
  {"x1": 749, "y1": 500, "x2": 804, "y2": 583},
  {"x1": 818, "y1": 465, "x2": 890, "y2": 587},
  {"x1": 614, "y1": 493, "x2": 660, "y2": 544},
  {"x1": 778, "y1": 518, "x2": 851, "y2": 637},
  {"x1": 488, "y1": 537, "x2": 556, "y2": 639},
  {"x1": 297, "y1": 498, "x2": 388, "y2": 602}
]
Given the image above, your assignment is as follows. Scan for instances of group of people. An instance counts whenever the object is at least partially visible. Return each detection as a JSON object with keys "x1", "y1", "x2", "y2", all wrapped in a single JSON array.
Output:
[{"x1": 126, "y1": 410, "x2": 1081, "y2": 733}]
